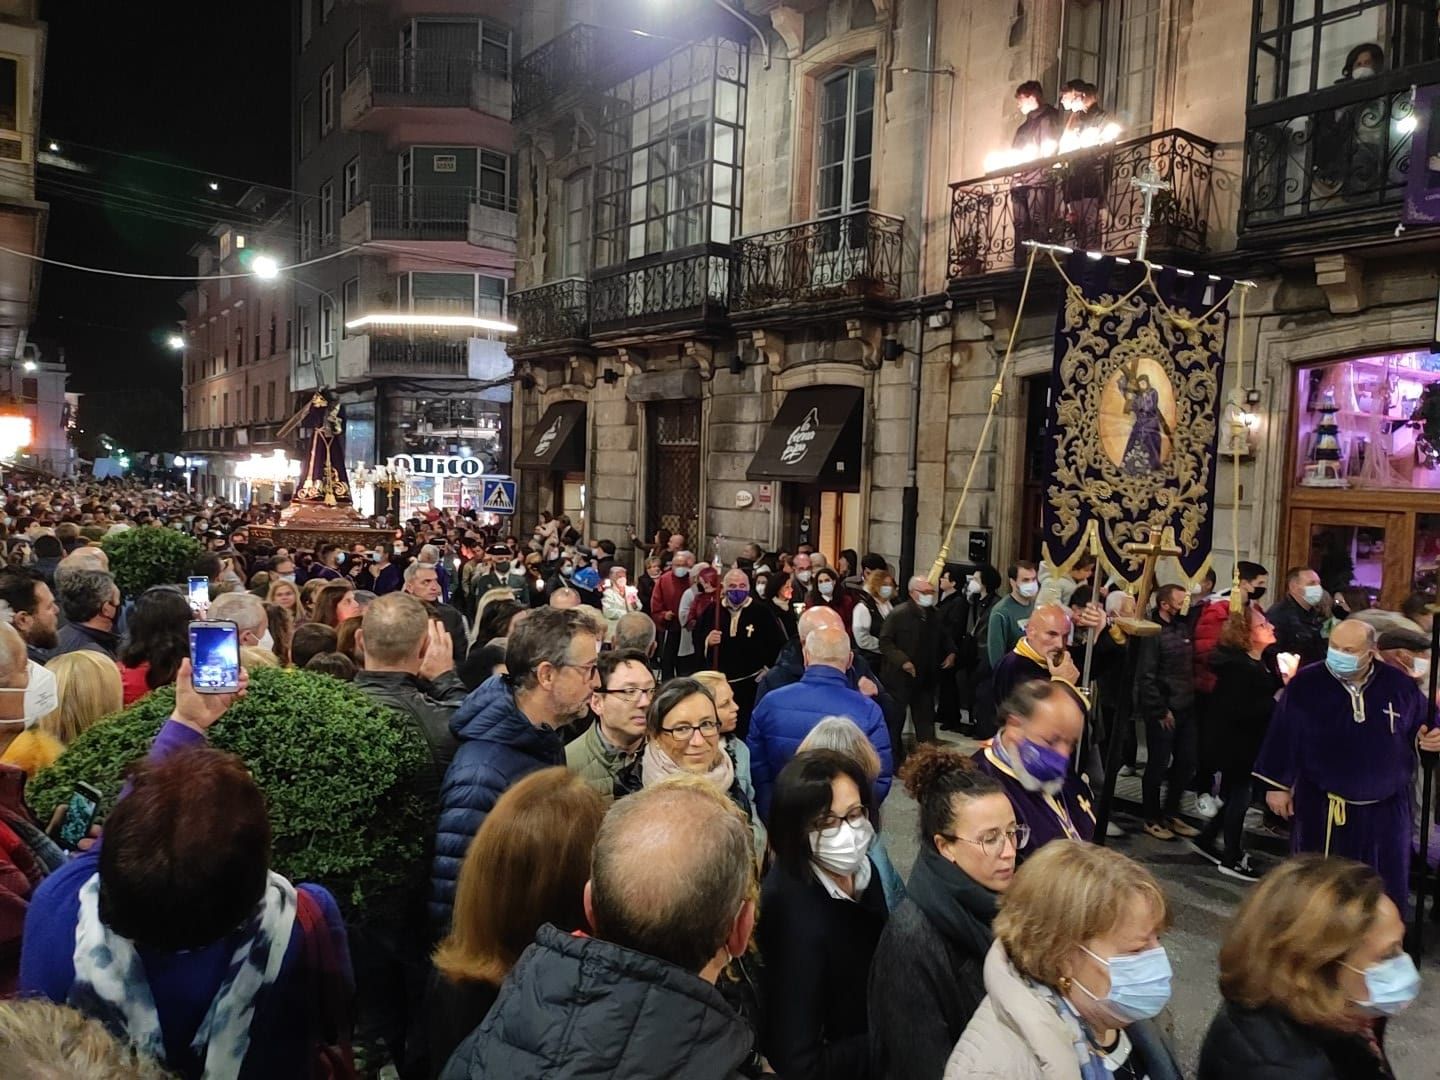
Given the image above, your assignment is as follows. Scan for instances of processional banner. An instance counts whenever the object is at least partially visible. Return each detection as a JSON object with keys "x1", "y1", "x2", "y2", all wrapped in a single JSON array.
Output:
[
  {"x1": 1041, "y1": 253, "x2": 1234, "y2": 586},
  {"x1": 1404, "y1": 84, "x2": 1440, "y2": 226}
]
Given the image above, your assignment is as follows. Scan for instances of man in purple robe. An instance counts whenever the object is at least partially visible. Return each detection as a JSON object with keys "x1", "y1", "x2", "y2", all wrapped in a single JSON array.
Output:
[
  {"x1": 973, "y1": 678, "x2": 1096, "y2": 858},
  {"x1": 1254, "y1": 618, "x2": 1440, "y2": 913}
]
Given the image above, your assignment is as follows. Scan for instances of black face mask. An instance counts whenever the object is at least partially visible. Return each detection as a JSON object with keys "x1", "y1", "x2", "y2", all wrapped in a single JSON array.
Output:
[
  {"x1": 736, "y1": 557, "x2": 754, "y2": 570},
  {"x1": 1250, "y1": 585, "x2": 1266, "y2": 603},
  {"x1": 496, "y1": 561, "x2": 511, "y2": 575}
]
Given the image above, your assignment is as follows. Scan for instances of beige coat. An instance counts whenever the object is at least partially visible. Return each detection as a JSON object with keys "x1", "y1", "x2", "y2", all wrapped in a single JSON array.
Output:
[{"x1": 943, "y1": 941, "x2": 1086, "y2": 1080}]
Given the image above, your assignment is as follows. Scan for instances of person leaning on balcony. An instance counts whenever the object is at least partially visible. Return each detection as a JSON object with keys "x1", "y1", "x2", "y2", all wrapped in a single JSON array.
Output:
[
  {"x1": 1060, "y1": 79, "x2": 1111, "y2": 249},
  {"x1": 1010, "y1": 80, "x2": 1063, "y2": 264}
]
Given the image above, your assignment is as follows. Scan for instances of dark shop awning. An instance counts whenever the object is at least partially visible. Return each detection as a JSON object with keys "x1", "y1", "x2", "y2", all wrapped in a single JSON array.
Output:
[
  {"x1": 746, "y1": 386, "x2": 864, "y2": 484},
  {"x1": 514, "y1": 400, "x2": 587, "y2": 472}
]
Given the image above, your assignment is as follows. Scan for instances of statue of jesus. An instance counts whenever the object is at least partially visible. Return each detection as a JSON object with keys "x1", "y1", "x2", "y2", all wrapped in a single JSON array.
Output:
[{"x1": 277, "y1": 391, "x2": 351, "y2": 507}]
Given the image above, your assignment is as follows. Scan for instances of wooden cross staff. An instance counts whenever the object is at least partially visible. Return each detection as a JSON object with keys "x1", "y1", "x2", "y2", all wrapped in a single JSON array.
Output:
[{"x1": 1122, "y1": 525, "x2": 1183, "y2": 613}]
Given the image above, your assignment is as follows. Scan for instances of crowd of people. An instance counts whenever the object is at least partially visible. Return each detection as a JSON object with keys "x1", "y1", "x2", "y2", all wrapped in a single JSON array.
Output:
[{"x1": 0, "y1": 479, "x2": 1428, "y2": 1078}]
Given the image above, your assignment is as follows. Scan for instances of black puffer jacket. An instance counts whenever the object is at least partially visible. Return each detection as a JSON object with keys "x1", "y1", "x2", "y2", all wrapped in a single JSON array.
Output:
[
  {"x1": 1135, "y1": 614, "x2": 1196, "y2": 719},
  {"x1": 1198, "y1": 1001, "x2": 1394, "y2": 1080},
  {"x1": 439, "y1": 924, "x2": 758, "y2": 1080}
]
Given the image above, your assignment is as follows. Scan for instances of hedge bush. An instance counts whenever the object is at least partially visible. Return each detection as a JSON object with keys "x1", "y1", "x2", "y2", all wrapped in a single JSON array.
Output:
[
  {"x1": 29, "y1": 666, "x2": 434, "y2": 924},
  {"x1": 101, "y1": 526, "x2": 205, "y2": 597}
]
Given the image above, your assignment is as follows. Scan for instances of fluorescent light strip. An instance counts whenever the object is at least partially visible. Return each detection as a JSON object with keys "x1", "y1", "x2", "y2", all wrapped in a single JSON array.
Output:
[{"x1": 344, "y1": 313, "x2": 518, "y2": 333}]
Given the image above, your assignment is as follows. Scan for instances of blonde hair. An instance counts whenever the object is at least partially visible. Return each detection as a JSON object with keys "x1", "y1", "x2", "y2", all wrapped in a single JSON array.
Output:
[
  {"x1": 994, "y1": 840, "x2": 1169, "y2": 988},
  {"x1": 40, "y1": 651, "x2": 123, "y2": 745},
  {"x1": 0, "y1": 999, "x2": 172, "y2": 1079},
  {"x1": 240, "y1": 645, "x2": 280, "y2": 670},
  {"x1": 266, "y1": 578, "x2": 304, "y2": 618},
  {"x1": 798, "y1": 715, "x2": 882, "y2": 782},
  {"x1": 691, "y1": 670, "x2": 730, "y2": 695},
  {"x1": 1218, "y1": 854, "x2": 1383, "y2": 1029},
  {"x1": 864, "y1": 568, "x2": 895, "y2": 597}
]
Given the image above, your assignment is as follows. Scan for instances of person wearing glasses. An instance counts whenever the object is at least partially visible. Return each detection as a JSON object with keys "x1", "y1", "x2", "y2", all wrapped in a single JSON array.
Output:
[
  {"x1": 868, "y1": 745, "x2": 1022, "y2": 1079},
  {"x1": 640, "y1": 678, "x2": 767, "y2": 863},
  {"x1": 567, "y1": 648, "x2": 654, "y2": 803},
  {"x1": 758, "y1": 749, "x2": 889, "y2": 1080}
]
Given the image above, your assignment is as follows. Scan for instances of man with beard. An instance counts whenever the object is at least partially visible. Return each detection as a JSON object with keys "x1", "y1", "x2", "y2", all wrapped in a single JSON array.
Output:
[{"x1": 0, "y1": 570, "x2": 60, "y2": 662}]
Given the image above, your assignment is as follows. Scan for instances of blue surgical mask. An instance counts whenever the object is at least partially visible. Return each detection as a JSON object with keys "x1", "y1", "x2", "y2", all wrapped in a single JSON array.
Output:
[
  {"x1": 1326, "y1": 648, "x2": 1363, "y2": 677},
  {"x1": 1076, "y1": 945, "x2": 1173, "y2": 1022},
  {"x1": 1344, "y1": 953, "x2": 1421, "y2": 1017},
  {"x1": 1302, "y1": 583, "x2": 1325, "y2": 606}
]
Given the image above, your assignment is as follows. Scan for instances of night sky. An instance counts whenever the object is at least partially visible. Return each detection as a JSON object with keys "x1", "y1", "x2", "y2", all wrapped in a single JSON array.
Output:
[{"x1": 32, "y1": 0, "x2": 290, "y2": 455}]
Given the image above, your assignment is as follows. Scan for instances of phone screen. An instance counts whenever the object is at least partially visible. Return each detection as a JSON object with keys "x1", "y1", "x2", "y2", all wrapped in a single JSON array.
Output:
[
  {"x1": 57, "y1": 784, "x2": 101, "y2": 850},
  {"x1": 189, "y1": 621, "x2": 241, "y2": 693},
  {"x1": 187, "y1": 576, "x2": 210, "y2": 616}
]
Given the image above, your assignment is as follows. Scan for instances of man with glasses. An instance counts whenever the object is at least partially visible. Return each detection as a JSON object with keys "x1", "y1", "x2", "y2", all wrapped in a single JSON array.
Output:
[
  {"x1": 432, "y1": 606, "x2": 599, "y2": 930},
  {"x1": 567, "y1": 648, "x2": 654, "y2": 803}
]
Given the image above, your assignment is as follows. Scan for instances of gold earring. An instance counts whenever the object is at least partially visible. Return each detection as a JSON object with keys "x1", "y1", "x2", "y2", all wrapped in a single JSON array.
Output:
[{"x1": 1058, "y1": 975, "x2": 1073, "y2": 993}]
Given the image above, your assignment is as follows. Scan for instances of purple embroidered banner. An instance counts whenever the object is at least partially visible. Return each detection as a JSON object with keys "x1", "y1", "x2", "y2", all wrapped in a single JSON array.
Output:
[{"x1": 1404, "y1": 84, "x2": 1440, "y2": 226}]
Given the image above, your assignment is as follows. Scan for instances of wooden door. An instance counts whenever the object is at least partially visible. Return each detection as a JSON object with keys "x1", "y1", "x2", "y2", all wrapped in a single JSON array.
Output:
[{"x1": 1284, "y1": 507, "x2": 1413, "y2": 610}]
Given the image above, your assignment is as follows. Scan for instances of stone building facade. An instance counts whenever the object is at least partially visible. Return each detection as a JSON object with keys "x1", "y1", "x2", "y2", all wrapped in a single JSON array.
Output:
[{"x1": 509, "y1": 0, "x2": 1440, "y2": 601}]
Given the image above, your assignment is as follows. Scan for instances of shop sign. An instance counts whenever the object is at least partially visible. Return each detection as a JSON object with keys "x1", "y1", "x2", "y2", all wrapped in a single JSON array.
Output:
[
  {"x1": 388, "y1": 454, "x2": 486, "y2": 477},
  {"x1": 779, "y1": 408, "x2": 820, "y2": 465}
]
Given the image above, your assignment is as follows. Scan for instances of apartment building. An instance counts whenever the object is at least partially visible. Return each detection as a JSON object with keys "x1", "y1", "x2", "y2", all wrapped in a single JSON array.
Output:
[
  {"x1": 292, "y1": 0, "x2": 517, "y2": 506},
  {"x1": 178, "y1": 190, "x2": 296, "y2": 504},
  {"x1": 509, "y1": 0, "x2": 1440, "y2": 601}
]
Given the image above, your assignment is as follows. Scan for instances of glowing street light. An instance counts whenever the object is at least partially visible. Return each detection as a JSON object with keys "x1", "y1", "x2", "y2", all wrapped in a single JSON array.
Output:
[
  {"x1": 21, "y1": 360, "x2": 35, "y2": 372},
  {"x1": 167, "y1": 334, "x2": 185, "y2": 351},
  {"x1": 46, "y1": 141, "x2": 58, "y2": 153},
  {"x1": 252, "y1": 254, "x2": 280, "y2": 280}
]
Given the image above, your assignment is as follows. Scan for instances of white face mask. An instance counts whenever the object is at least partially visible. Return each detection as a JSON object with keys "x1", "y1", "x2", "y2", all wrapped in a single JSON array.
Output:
[
  {"x1": 810, "y1": 817, "x2": 874, "y2": 876},
  {"x1": 257, "y1": 628, "x2": 275, "y2": 652},
  {"x1": 796, "y1": 570, "x2": 812, "y2": 585},
  {"x1": 966, "y1": 579, "x2": 983, "y2": 598},
  {"x1": 1412, "y1": 657, "x2": 1431, "y2": 681},
  {"x1": 0, "y1": 661, "x2": 58, "y2": 728},
  {"x1": 916, "y1": 593, "x2": 936, "y2": 608},
  {"x1": 1350, "y1": 65, "x2": 1375, "y2": 79},
  {"x1": 1018, "y1": 580, "x2": 1040, "y2": 599}
]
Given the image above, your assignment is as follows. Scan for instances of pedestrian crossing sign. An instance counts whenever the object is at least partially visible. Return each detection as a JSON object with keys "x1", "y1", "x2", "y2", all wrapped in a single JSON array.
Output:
[{"x1": 481, "y1": 478, "x2": 516, "y2": 515}]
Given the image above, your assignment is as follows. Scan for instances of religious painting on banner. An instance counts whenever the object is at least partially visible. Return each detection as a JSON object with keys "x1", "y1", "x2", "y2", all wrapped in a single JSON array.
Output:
[
  {"x1": 1404, "y1": 84, "x2": 1440, "y2": 226},
  {"x1": 1042, "y1": 252, "x2": 1234, "y2": 586}
]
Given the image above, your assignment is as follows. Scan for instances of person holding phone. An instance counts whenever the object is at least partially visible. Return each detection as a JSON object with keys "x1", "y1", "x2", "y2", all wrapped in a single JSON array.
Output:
[{"x1": 20, "y1": 653, "x2": 357, "y2": 1078}]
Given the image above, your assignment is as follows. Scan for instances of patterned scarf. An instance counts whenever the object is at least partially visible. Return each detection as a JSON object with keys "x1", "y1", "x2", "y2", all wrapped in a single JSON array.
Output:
[
  {"x1": 641, "y1": 736, "x2": 736, "y2": 793},
  {"x1": 70, "y1": 870, "x2": 297, "y2": 1080},
  {"x1": 1029, "y1": 978, "x2": 1111, "y2": 1080}
]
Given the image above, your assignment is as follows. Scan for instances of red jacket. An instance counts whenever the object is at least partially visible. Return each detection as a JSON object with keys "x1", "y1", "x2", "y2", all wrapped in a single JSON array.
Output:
[
  {"x1": 1192, "y1": 597, "x2": 1232, "y2": 694},
  {"x1": 0, "y1": 763, "x2": 49, "y2": 998},
  {"x1": 651, "y1": 570, "x2": 691, "y2": 629}
]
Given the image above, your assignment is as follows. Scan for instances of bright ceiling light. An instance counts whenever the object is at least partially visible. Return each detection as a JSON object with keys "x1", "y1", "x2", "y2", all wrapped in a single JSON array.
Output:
[
  {"x1": 344, "y1": 312, "x2": 518, "y2": 334},
  {"x1": 252, "y1": 254, "x2": 281, "y2": 280}
]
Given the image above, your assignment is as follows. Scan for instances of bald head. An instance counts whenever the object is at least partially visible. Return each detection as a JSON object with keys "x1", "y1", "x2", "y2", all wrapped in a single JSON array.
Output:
[
  {"x1": 588, "y1": 779, "x2": 754, "y2": 974},
  {"x1": 723, "y1": 569, "x2": 749, "y2": 590},
  {"x1": 803, "y1": 626, "x2": 852, "y2": 671},
  {"x1": 1330, "y1": 618, "x2": 1376, "y2": 655},
  {"x1": 1025, "y1": 603, "x2": 1072, "y2": 657},
  {"x1": 797, "y1": 605, "x2": 844, "y2": 639},
  {"x1": 208, "y1": 592, "x2": 267, "y2": 643}
]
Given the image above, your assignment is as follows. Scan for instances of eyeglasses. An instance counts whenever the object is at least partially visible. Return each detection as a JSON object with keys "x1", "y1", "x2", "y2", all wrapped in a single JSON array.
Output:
[
  {"x1": 557, "y1": 661, "x2": 598, "y2": 679},
  {"x1": 597, "y1": 685, "x2": 656, "y2": 703},
  {"x1": 940, "y1": 824, "x2": 1031, "y2": 858},
  {"x1": 662, "y1": 719, "x2": 720, "y2": 741},
  {"x1": 814, "y1": 805, "x2": 869, "y2": 838}
]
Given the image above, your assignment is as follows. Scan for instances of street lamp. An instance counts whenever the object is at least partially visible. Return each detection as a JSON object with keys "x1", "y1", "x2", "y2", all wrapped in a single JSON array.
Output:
[
  {"x1": 167, "y1": 334, "x2": 185, "y2": 351},
  {"x1": 252, "y1": 254, "x2": 280, "y2": 280},
  {"x1": 21, "y1": 360, "x2": 35, "y2": 372}
]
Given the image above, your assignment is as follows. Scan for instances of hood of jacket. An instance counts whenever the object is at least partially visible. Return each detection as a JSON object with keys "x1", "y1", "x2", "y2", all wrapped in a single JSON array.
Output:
[
  {"x1": 450, "y1": 674, "x2": 560, "y2": 758},
  {"x1": 445, "y1": 924, "x2": 754, "y2": 1080}
]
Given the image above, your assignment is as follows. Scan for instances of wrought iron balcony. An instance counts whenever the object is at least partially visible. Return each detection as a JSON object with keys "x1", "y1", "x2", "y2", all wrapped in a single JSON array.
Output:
[
  {"x1": 509, "y1": 278, "x2": 591, "y2": 349},
  {"x1": 732, "y1": 211, "x2": 903, "y2": 313},
  {"x1": 947, "y1": 128, "x2": 1214, "y2": 280},
  {"x1": 590, "y1": 249, "x2": 731, "y2": 333},
  {"x1": 367, "y1": 184, "x2": 514, "y2": 242},
  {"x1": 368, "y1": 48, "x2": 505, "y2": 105},
  {"x1": 1241, "y1": 84, "x2": 1414, "y2": 239}
]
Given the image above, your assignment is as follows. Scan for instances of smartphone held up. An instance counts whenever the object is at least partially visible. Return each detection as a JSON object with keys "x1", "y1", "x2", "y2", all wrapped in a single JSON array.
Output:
[{"x1": 189, "y1": 620, "x2": 241, "y2": 694}]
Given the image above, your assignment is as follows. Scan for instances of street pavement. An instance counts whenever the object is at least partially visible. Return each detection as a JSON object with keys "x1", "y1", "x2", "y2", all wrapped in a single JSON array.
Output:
[{"x1": 878, "y1": 732, "x2": 1440, "y2": 1077}]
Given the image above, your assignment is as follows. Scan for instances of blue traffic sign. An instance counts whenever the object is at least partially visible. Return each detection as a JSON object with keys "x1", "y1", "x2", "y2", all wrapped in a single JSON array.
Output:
[{"x1": 481, "y1": 477, "x2": 517, "y2": 515}]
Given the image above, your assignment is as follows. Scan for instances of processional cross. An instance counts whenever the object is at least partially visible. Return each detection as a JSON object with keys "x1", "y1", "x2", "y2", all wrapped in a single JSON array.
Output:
[
  {"x1": 1131, "y1": 163, "x2": 1171, "y2": 264},
  {"x1": 1117, "y1": 525, "x2": 1183, "y2": 633}
]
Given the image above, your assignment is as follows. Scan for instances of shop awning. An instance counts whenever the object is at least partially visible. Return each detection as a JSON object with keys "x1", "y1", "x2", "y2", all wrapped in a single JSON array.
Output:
[
  {"x1": 747, "y1": 386, "x2": 864, "y2": 484},
  {"x1": 514, "y1": 400, "x2": 587, "y2": 472}
]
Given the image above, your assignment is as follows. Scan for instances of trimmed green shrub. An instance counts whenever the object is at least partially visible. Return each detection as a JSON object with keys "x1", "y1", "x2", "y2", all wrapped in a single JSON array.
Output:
[
  {"x1": 101, "y1": 526, "x2": 205, "y2": 597},
  {"x1": 29, "y1": 666, "x2": 434, "y2": 924}
]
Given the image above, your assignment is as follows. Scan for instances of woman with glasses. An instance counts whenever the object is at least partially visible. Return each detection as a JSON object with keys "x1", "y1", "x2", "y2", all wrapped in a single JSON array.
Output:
[
  {"x1": 693, "y1": 670, "x2": 757, "y2": 812},
  {"x1": 758, "y1": 749, "x2": 889, "y2": 1080},
  {"x1": 868, "y1": 745, "x2": 1022, "y2": 1079},
  {"x1": 641, "y1": 677, "x2": 767, "y2": 862}
]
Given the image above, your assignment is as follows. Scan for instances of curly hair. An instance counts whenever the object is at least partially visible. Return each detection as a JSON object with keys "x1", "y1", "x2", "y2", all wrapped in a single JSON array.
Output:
[{"x1": 898, "y1": 742, "x2": 1004, "y2": 845}]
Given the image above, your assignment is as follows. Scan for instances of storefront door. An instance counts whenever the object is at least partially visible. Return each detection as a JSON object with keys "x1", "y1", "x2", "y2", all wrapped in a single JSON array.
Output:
[
  {"x1": 784, "y1": 485, "x2": 861, "y2": 563},
  {"x1": 647, "y1": 400, "x2": 701, "y2": 543},
  {"x1": 1284, "y1": 507, "x2": 1412, "y2": 609}
]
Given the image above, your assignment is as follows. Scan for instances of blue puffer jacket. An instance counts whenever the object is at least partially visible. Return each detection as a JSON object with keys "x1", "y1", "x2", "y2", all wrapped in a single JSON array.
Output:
[
  {"x1": 430, "y1": 675, "x2": 563, "y2": 929},
  {"x1": 746, "y1": 665, "x2": 893, "y2": 821}
]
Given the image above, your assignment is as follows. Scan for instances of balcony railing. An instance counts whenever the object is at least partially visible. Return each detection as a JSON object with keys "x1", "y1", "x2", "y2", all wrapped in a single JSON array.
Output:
[
  {"x1": 368, "y1": 335, "x2": 471, "y2": 376},
  {"x1": 1241, "y1": 86, "x2": 1413, "y2": 236},
  {"x1": 513, "y1": 23, "x2": 670, "y2": 120},
  {"x1": 509, "y1": 278, "x2": 591, "y2": 348},
  {"x1": 732, "y1": 211, "x2": 904, "y2": 312},
  {"x1": 367, "y1": 48, "x2": 505, "y2": 105},
  {"x1": 590, "y1": 249, "x2": 731, "y2": 332},
  {"x1": 947, "y1": 128, "x2": 1214, "y2": 279},
  {"x1": 368, "y1": 184, "x2": 514, "y2": 242}
]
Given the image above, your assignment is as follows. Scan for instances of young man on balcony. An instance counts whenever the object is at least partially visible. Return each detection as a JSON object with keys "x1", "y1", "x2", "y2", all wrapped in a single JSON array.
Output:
[{"x1": 1010, "y1": 80, "x2": 1063, "y2": 266}]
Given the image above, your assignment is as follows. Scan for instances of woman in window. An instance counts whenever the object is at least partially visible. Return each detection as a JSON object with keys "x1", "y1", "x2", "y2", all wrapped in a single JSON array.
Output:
[
  {"x1": 641, "y1": 678, "x2": 766, "y2": 863},
  {"x1": 1198, "y1": 855, "x2": 1413, "y2": 1079},
  {"x1": 868, "y1": 745, "x2": 1019, "y2": 1079},
  {"x1": 943, "y1": 841, "x2": 1181, "y2": 1080},
  {"x1": 759, "y1": 749, "x2": 888, "y2": 1080},
  {"x1": 852, "y1": 569, "x2": 896, "y2": 666}
]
